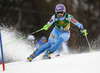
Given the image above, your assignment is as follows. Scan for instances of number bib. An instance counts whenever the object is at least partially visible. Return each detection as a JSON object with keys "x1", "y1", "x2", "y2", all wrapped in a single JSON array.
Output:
[{"x1": 55, "y1": 13, "x2": 70, "y2": 31}]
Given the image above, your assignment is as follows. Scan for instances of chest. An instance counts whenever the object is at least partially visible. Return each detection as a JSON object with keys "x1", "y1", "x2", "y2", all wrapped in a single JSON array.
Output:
[{"x1": 55, "y1": 14, "x2": 70, "y2": 28}]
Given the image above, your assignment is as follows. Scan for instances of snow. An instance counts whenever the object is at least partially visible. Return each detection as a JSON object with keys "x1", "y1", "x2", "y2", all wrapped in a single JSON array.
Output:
[
  {"x1": 0, "y1": 27, "x2": 33, "y2": 62},
  {"x1": 0, "y1": 52, "x2": 100, "y2": 73},
  {"x1": 0, "y1": 27, "x2": 100, "y2": 73}
]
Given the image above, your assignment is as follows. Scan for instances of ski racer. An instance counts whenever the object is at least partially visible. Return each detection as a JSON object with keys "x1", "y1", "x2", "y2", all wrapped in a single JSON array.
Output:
[
  {"x1": 27, "y1": 4, "x2": 87, "y2": 62},
  {"x1": 27, "y1": 35, "x2": 47, "y2": 51},
  {"x1": 34, "y1": 36, "x2": 47, "y2": 51},
  {"x1": 27, "y1": 35, "x2": 35, "y2": 48}
]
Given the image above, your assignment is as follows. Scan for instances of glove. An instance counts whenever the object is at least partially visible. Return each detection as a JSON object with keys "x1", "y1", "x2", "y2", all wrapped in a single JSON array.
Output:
[
  {"x1": 43, "y1": 24, "x2": 51, "y2": 30},
  {"x1": 80, "y1": 29, "x2": 88, "y2": 36}
]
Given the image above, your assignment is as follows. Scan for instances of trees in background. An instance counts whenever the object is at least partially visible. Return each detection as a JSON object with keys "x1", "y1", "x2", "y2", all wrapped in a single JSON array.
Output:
[{"x1": 0, "y1": 0, "x2": 100, "y2": 52}]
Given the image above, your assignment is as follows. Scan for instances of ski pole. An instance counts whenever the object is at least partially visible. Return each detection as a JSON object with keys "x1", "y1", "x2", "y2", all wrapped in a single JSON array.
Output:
[
  {"x1": 3, "y1": 36, "x2": 26, "y2": 47},
  {"x1": 30, "y1": 28, "x2": 44, "y2": 35},
  {"x1": 81, "y1": 29, "x2": 93, "y2": 53},
  {"x1": 85, "y1": 35, "x2": 93, "y2": 53},
  {"x1": 3, "y1": 28, "x2": 44, "y2": 47}
]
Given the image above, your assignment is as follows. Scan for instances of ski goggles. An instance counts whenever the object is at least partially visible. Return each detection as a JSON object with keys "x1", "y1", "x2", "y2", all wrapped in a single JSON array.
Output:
[{"x1": 57, "y1": 11, "x2": 64, "y2": 14}]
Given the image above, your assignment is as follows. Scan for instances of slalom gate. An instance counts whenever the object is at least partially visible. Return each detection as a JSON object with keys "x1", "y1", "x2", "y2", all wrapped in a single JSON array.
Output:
[{"x1": 0, "y1": 28, "x2": 5, "y2": 71}]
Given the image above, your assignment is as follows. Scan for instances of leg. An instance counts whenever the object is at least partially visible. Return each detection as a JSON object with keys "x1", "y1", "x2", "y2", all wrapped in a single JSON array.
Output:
[
  {"x1": 45, "y1": 32, "x2": 70, "y2": 55},
  {"x1": 44, "y1": 37, "x2": 64, "y2": 55},
  {"x1": 28, "y1": 28, "x2": 59, "y2": 61},
  {"x1": 28, "y1": 42, "x2": 51, "y2": 60}
]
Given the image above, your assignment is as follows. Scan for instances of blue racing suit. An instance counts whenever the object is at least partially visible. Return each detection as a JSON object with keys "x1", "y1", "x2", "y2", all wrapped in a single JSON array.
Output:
[
  {"x1": 35, "y1": 39, "x2": 45, "y2": 49},
  {"x1": 29, "y1": 13, "x2": 83, "y2": 59}
]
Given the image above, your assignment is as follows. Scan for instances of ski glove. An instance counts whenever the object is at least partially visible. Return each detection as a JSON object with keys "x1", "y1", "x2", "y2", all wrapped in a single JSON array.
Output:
[
  {"x1": 43, "y1": 24, "x2": 51, "y2": 30},
  {"x1": 80, "y1": 29, "x2": 88, "y2": 36}
]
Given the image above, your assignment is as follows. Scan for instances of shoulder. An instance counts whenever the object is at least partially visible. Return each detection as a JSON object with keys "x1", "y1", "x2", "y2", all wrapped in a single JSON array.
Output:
[
  {"x1": 68, "y1": 14, "x2": 73, "y2": 18},
  {"x1": 66, "y1": 13, "x2": 72, "y2": 22},
  {"x1": 51, "y1": 14, "x2": 55, "y2": 17},
  {"x1": 49, "y1": 14, "x2": 55, "y2": 22},
  {"x1": 49, "y1": 14, "x2": 55, "y2": 19},
  {"x1": 49, "y1": 14, "x2": 56, "y2": 21},
  {"x1": 65, "y1": 13, "x2": 73, "y2": 19},
  {"x1": 68, "y1": 14, "x2": 76, "y2": 20}
]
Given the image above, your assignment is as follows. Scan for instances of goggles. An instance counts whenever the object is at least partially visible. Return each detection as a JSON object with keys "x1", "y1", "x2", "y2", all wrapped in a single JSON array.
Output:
[{"x1": 57, "y1": 11, "x2": 64, "y2": 14}]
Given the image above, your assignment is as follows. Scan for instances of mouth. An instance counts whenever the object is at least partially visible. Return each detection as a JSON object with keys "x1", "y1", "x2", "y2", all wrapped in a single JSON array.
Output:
[{"x1": 58, "y1": 14, "x2": 63, "y2": 18}]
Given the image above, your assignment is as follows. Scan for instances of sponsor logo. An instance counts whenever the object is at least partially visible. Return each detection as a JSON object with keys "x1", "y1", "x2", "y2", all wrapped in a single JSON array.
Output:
[
  {"x1": 64, "y1": 23, "x2": 70, "y2": 30},
  {"x1": 59, "y1": 21, "x2": 65, "y2": 24},
  {"x1": 71, "y1": 18, "x2": 76, "y2": 23},
  {"x1": 50, "y1": 34, "x2": 55, "y2": 38},
  {"x1": 57, "y1": 7, "x2": 61, "y2": 9}
]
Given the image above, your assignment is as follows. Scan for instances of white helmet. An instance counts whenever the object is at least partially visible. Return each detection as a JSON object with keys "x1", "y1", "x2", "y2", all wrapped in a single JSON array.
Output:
[{"x1": 27, "y1": 35, "x2": 35, "y2": 41}]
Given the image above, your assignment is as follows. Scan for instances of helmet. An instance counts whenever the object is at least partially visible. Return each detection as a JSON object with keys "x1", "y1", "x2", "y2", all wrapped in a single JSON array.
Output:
[
  {"x1": 41, "y1": 36, "x2": 47, "y2": 41},
  {"x1": 55, "y1": 4, "x2": 66, "y2": 14},
  {"x1": 27, "y1": 35, "x2": 35, "y2": 41}
]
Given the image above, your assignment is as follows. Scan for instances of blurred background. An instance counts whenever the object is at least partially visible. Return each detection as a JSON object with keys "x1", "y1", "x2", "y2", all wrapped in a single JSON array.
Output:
[{"x1": 0, "y1": 0, "x2": 100, "y2": 52}]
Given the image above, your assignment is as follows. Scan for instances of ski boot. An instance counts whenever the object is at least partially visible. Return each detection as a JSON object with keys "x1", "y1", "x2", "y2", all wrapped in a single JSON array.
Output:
[
  {"x1": 27, "y1": 57, "x2": 32, "y2": 62},
  {"x1": 42, "y1": 54, "x2": 51, "y2": 59},
  {"x1": 27, "y1": 52, "x2": 37, "y2": 62}
]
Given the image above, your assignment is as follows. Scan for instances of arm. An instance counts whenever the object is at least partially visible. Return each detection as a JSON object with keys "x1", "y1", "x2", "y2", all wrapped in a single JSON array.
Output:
[
  {"x1": 47, "y1": 15, "x2": 55, "y2": 25},
  {"x1": 68, "y1": 14, "x2": 87, "y2": 36},
  {"x1": 68, "y1": 14, "x2": 83, "y2": 30},
  {"x1": 43, "y1": 15, "x2": 55, "y2": 30}
]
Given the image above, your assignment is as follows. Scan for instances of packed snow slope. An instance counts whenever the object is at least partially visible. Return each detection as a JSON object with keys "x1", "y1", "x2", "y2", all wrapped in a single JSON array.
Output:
[{"x1": 0, "y1": 52, "x2": 100, "y2": 73}]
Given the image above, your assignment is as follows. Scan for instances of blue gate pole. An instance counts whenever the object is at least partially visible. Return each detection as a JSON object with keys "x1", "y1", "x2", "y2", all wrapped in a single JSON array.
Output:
[{"x1": 0, "y1": 29, "x2": 5, "y2": 71}]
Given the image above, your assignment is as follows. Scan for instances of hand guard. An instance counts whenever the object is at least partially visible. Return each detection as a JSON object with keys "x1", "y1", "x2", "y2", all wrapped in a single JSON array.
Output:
[
  {"x1": 80, "y1": 29, "x2": 88, "y2": 36},
  {"x1": 43, "y1": 24, "x2": 51, "y2": 30}
]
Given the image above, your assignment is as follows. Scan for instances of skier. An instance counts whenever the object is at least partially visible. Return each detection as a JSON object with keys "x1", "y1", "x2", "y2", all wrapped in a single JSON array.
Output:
[
  {"x1": 27, "y1": 35, "x2": 35, "y2": 48},
  {"x1": 27, "y1": 4, "x2": 87, "y2": 62},
  {"x1": 27, "y1": 35, "x2": 47, "y2": 51},
  {"x1": 34, "y1": 36, "x2": 47, "y2": 51}
]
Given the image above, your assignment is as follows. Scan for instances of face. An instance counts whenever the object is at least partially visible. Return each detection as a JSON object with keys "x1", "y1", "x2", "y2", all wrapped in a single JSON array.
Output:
[
  {"x1": 29, "y1": 40, "x2": 35, "y2": 44},
  {"x1": 58, "y1": 14, "x2": 64, "y2": 18},
  {"x1": 57, "y1": 11, "x2": 64, "y2": 18}
]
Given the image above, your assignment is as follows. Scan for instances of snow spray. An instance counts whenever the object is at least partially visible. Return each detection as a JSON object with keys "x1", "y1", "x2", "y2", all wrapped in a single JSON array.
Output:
[{"x1": 0, "y1": 26, "x2": 33, "y2": 64}]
